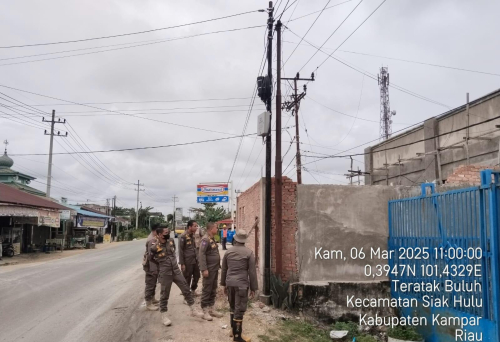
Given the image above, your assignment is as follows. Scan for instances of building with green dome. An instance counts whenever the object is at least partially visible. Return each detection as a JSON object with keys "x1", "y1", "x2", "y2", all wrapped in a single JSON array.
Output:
[{"x1": 0, "y1": 143, "x2": 46, "y2": 197}]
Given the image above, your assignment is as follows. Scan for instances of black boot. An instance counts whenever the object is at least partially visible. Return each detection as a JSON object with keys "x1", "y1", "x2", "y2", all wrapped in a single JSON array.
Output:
[
  {"x1": 233, "y1": 319, "x2": 251, "y2": 342},
  {"x1": 229, "y1": 312, "x2": 234, "y2": 337}
]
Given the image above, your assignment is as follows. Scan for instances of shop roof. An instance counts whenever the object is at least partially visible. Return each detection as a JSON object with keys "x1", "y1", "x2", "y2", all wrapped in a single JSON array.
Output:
[
  {"x1": 0, "y1": 183, "x2": 67, "y2": 210},
  {"x1": 216, "y1": 218, "x2": 233, "y2": 225},
  {"x1": 64, "y1": 204, "x2": 113, "y2": 219}
]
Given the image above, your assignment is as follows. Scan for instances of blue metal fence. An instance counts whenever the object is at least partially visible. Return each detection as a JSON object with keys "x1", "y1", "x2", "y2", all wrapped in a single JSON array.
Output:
[{"x1": 388, "y1": 170, "x2": 500, "y2": 342}]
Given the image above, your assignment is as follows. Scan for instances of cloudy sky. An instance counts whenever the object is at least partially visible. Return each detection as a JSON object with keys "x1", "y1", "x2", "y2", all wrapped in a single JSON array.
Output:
[{"x1": 0, "y1": 0, "x2": 499, "y2": 216}]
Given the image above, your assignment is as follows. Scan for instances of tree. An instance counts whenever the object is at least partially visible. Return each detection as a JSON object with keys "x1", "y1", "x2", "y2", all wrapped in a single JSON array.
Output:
[{"x1": 190, "y1": 203, "x2": 229, "y2": 227}]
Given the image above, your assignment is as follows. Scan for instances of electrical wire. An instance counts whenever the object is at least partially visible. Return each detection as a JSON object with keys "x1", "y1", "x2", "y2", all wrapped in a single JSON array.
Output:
[
  {"x1": 0, "y1": 25, "x2": 265, "y2": 67},
  {"x1": 288, "y1": 0, "x2": 353, "y2": 22},
  {"x1": 283, "y1": 0, "x2": 332, "y2": 67},
  {"x1": 297, "y1": 0, "x2": 364, "y2": 72},
  {"x1": 0, "y1": 10, "x2": 264, "y2": 48}
]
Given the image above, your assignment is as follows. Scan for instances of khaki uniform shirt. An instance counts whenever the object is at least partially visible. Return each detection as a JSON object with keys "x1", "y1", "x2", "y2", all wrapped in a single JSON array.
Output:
[
  {"x1": 179, "y1": 231, "x2": 197, "y2": 265},
  {"x1": 145, "y1": 232, "x2": 158, "y2": 273},
  {"x1": 150, "y1": 238, "x2": 181, "y2": 276},
  {"x1": 198, "y1": 234, "x2": 220, "y2": 272},
  {"x1": 221, "y1": 244, "x2": 258, "y2": 291}
]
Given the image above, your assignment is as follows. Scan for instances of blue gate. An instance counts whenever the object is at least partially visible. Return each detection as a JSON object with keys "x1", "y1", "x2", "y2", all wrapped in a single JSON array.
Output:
[{"x1": 388, "y1": 170, "x2": 500, "y2": 342}]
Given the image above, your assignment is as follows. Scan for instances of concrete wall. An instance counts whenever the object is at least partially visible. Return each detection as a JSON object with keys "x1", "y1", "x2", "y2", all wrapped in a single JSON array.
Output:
[
  {"x1": 365, "y1": 89, "x2": 500, "y2": 186},
  {"x1": 296, "y1": 184, "x2": 419, "y2": 282}
]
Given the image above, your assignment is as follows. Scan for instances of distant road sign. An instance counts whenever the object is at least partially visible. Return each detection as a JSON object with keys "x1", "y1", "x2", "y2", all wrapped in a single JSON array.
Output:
[{"x1": 197, "y1": 183, "x2": 229, "y2": 203}]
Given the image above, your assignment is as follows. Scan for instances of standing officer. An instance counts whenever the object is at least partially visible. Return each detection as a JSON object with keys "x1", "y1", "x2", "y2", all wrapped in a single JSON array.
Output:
[
  {"x1": 221, "y1": 219, "x2": 258, "y2": 342},
  {"x1": 199, "y1": 222, "x2": 223, "y2": 321},
  {"x1": 150, "y1": 225, "x2": 204, "y2": 326},
  {"x1": 179, "y1": 220, "x2": 200, "y2": 296},
  {"x1": 221, "y1": 225, "x2": 228, "y2": 250},
  {"x1": 143, "y1": 223, "x2": 159, "y2": 311}
]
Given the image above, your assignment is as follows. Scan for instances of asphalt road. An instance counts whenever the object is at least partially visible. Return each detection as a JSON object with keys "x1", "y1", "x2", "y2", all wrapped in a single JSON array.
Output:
[{"x1": 0, "y1": 239, "x2": 156, "y2": 342}]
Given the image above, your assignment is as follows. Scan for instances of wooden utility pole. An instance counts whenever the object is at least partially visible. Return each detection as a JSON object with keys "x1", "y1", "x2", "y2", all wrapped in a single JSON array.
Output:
[
  {"x1": 282, "y1": 73, "x2": 315, "y2": 184},
  {"x1": 43, "y1": 110, "x2": 67, "y2": 198}
]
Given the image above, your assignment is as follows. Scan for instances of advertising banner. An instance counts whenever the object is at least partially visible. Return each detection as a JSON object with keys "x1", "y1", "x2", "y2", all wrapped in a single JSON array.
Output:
[
  {"x1": 76, "y1": 215, "x2": 108, "y2": 228},
  {"x1": 197, "y1": 183, "x2": 229, "y2": 203},
  {"x1": 38, "y1": 209, "x2": 61, "y2": 228}
]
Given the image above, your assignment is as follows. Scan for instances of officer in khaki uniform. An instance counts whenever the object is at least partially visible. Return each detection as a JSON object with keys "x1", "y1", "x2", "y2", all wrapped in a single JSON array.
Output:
[
  {"x1": 199, "y1": 222, "x2": 223, "y2": 321},
  {"x1": 221, "y1": 229, "x2": 258, "y2": 342},
  {"x1": 150, "y1": 225, "x2": 204, "y2": 326},
  {"x1": 179, "y1": 220, "x2": 200, "y2": 295},
  {"x1": 143, "y1": 224, "x2": 159, "y2": 311}
]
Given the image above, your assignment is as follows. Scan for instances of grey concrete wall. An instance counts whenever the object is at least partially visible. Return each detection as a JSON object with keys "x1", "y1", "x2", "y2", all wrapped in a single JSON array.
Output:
[
  {"x1": 297, "y1": 184, "x2": 419, "y2": 282},
  {"x1": 366, "y1": 89, "x2": 500, "y2": 186}
]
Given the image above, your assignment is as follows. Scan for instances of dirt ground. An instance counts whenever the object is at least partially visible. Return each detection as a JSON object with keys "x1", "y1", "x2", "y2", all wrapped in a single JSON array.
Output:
[{"x1": 0, "y1": 240, "x2": 125, "y2": 267}]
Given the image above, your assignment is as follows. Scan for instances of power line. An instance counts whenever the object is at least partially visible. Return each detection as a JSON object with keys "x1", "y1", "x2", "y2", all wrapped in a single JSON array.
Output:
[
  {"x1": 283, "y1": 0, "x2": 332, "y2": 67},
  {"x1": 12, "y1": 133, "x2": 259, "y2": 156},
  {"x1": 0, "y1": 9, "x2": 264, "y2": 48},
  {"x1": 298, "y1": 0, "x2": 364, "y2": 72},
  {"x1": 314, "y1": 0, "x2": 387, "y2": 71},
  {"x1": 0, "y1": 83, "x2": 248, "y2": 136},
  {"x1": 0, "y1": 25, "x2": 265, "y2": 67},
  {"x1": 338, "y1": 50, "x2": 500, "y2": 77},
  {"x1": 288, "y1": 0, "x2": 353, "y2": 22},
  {"x1": 301, "y1": 114, "x2": 500, "y2": 163}
]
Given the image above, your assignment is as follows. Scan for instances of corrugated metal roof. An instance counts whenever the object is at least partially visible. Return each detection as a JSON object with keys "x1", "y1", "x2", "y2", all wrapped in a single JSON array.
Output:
[
  {"x1": 64, "y1": 204, "x2": 112, "y2": 218},
  {"x1": 0, "y1": 182, "x2": 67, "y2": 210}
]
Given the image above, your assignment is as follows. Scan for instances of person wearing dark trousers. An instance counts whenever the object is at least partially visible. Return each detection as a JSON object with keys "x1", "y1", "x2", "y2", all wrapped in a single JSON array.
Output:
[
  {"x1": 179, "y1": 220, "x2": 201, "y2": 296},
  {"x1": 221, "y1": 219, "x2": 258, "y2": 342},
  {"x1": 199, "y1": 222, "x2": 223, "y2": 321},
  {"x1": 150, "y1": 225, "x2": 204, "y2": 326},
  {"x1": 221, "y1": 225, "x2": 228, "y2": 250},
  {"x1": 143, "y1": 224, "x2": 159, "y2": 311}
]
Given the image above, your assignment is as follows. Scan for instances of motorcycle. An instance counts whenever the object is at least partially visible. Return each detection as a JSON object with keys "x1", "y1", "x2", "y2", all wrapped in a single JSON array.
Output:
[{"x1": 1, "y1": 242, "x2": 15, "y2": 257}]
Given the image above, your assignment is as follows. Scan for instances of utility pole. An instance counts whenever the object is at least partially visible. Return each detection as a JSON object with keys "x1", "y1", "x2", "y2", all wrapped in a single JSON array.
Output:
[
  {"x1": 282, "y1": 73, "x2": 315, "y2": 185},
  {"x1": 172, "y1": 195, "x2": 178, "y2": 229},
  {"x1": 43, "y1": 110, "x2": 67, "y2": 198},
  {"x1": 345, "y1": 156, "x2": 369, "y2": 184},
  {"x1": 465, "y1": 93, "x2": 470, "y2": 165},
  {"x1": 274, "y1": 19, "x2": 283, "y2": 278},
  {"x1": 135, "y1": 180, "x2": 144, "y2": 229}
]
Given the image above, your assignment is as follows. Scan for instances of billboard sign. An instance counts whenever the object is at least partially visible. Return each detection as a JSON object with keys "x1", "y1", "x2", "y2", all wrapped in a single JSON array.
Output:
[{"x1": 197, "y1": 183, "x2": 229, "y2": 203}]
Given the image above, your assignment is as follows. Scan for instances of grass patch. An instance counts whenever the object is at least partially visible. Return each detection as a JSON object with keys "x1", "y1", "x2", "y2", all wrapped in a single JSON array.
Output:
[{"x1": 258, "y1": 320, "x2": 331, "y2": 342}]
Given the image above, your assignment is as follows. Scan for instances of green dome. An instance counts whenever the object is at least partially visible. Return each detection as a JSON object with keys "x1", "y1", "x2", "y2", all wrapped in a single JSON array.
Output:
[{"x1": 0, "y1": 152, "x2": 14, "y2": 168}]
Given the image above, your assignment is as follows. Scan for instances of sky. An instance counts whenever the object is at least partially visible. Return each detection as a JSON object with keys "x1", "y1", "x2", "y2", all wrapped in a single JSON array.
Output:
[{"x1": 0, "y1": 0, "x2": 499, "y2": 217}]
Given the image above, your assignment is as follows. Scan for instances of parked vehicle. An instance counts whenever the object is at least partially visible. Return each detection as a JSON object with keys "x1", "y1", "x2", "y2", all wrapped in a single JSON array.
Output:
[{"x1": 2, "y1": 241, "x2": 15, "y2": 257}]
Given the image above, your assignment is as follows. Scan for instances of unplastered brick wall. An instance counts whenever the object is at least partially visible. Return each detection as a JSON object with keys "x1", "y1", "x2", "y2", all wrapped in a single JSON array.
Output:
[
  {"x1": 237, "y1": 176, "x2": 299, "y2": 283},
  {"x1": 445, "y1": 164, "x2": 500, "y2": 186},
  {"x1": 271, "y1": 177, "x2": 298, "y2": 282},
  {"x1": 236, "y1": 179, "x2": 261, "y2": 263}
]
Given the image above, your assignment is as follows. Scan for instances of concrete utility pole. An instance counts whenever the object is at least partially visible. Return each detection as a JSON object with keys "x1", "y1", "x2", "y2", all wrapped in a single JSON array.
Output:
[
  {"x1": 264, "y1": 0, "x2": 273, "y2": 302},
  {"x1": 43, "y1": 110, "x2": 67, "y2": 198},
  {"x1": 274, "y1": 19, "x2": 283, "y2": 278},
  {"x1": 172, "y1": 195, "x2": 178, "y2": 229},
  {"x1": 282, "y1": 73, "x2": 315, "y2": 185},
  {"x1": 135, "y1": 180, "x2": 144, "y2": 229}
]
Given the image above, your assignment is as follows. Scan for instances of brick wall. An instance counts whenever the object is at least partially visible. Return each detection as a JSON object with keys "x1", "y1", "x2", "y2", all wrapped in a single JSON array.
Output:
[
  {"x1": 237, "y1": 176, "x2": 298, "y2": 285},
  {"x1": 271, "y1": 177, "x2": 298, "y2": 282},
  {"x1": 236, "y1": 179, "x2": 261, "y2": 263},
  {"x1": 446, "y1": 164, "x2": 500, "y2": 186}
]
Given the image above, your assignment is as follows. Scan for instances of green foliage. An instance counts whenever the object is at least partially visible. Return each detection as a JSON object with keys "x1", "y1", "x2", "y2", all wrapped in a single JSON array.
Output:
[
  {"x1": 270, "y1": 273, "x2": 290, "y2": 309},
  {"x1": 190, "y1": 203, "x2": 229, "y2": 227},
  {"x1": 356, "y1": 335, "x2": 378, "y2": 342},
  {"x1": 257, "y1": 320, "x2": 331, "y2": 342},
  {"x1": 118, "y1": 228, "x2": 149, "y2": 241},
  {"x1": 388, "y1": 326, "x2": 423, "y2": 341},
  {"x1": 167, "y1": 214, "x2": 173, "y2": 222},
  {"x1": 332, "y1": 321, "x2": 359, "y2": 340}
]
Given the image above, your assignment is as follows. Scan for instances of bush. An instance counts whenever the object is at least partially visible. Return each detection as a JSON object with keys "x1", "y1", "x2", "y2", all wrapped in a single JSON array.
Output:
[
  {"x1": 332, "y1": 321, "x2": 359, "y2": 340},
  {"x1": 356, "y1": 335, "x2": 378, "y2": 342},
  {"x1": 388, "y1": 326, "x2": 423, "y2": 341}
]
